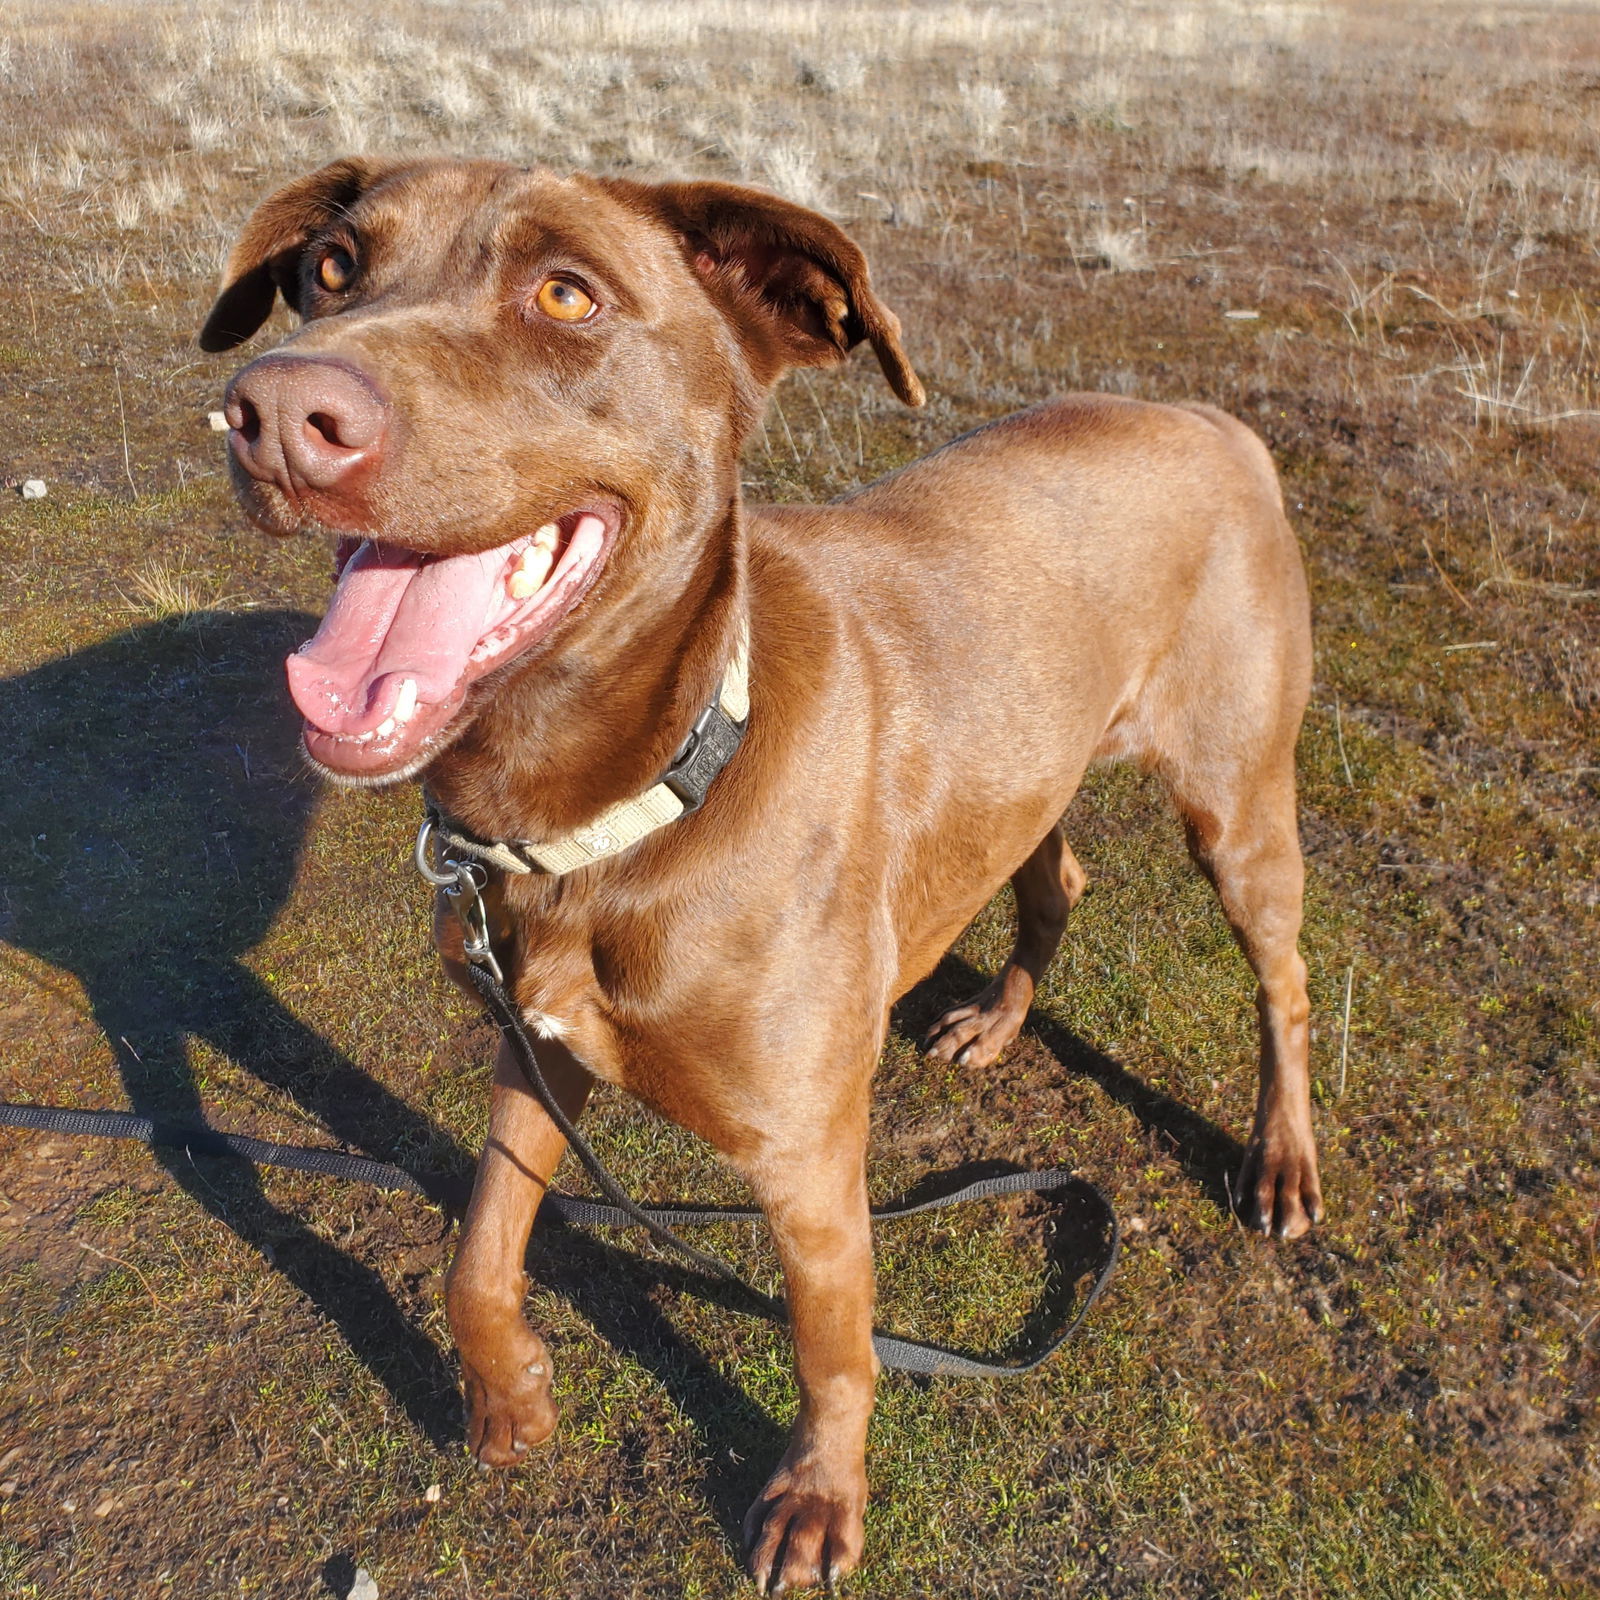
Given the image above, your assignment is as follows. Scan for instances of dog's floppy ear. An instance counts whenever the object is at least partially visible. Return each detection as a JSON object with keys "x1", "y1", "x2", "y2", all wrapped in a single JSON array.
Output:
[
  {"x1": 198, "y1": 158, "x2": 391, "y2": 352},
  {"x1": 605, "y1": 178, "x2": 925, "y2": 407}
]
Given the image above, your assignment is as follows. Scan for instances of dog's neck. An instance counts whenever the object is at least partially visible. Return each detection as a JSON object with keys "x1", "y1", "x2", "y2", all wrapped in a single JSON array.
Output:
[{"x1": 422, "y1": 498, "x2": 748, "y2": 845}]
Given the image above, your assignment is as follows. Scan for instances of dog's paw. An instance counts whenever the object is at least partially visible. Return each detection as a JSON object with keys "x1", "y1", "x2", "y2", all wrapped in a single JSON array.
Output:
[
  {"x1": 922, "y1": 977, "x2": 1027, "y2": 1069},
  {"x1": 743, "y1": 1459, "x2": 866, "y2": 1595},
  {"x1": 1233, "y1": 1131, "x2": 1323, "y2": 1240},
  {"x1": 461, "y1": 1328, "x2": 560, "y2": 1467}
]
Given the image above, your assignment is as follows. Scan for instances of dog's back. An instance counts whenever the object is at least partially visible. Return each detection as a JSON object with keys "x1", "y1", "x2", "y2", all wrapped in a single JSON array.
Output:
[{"x1": 750, "y1": 390, "x2": 1308, "y2": 818}]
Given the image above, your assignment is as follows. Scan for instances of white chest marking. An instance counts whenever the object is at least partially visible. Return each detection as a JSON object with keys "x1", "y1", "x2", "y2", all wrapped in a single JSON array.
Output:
[{"x1": 522, "y1": 1009, "x2": 571, "y2": 1041}]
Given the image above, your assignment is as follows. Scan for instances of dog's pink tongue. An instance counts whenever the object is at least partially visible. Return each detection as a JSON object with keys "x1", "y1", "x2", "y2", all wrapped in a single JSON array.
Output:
[{"x1": 285, "y1": 539, "x2": 504, "y2": 735}]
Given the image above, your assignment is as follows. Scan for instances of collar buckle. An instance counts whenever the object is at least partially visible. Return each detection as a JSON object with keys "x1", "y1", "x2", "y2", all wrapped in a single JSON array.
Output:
[{"x1": 660, "y1": 693, "x2": 747, "y2": 816}]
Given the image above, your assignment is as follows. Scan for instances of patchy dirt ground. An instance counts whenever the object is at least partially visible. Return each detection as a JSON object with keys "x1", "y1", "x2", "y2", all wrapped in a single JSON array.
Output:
[{"x1": 1, "y1": 2, "x2": 1597, "y2": 1597}]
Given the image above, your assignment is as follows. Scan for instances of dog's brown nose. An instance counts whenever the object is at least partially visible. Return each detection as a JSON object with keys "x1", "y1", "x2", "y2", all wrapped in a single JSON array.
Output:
[{"x1": 224, "y1": 355, "x2": 388, "y2": 501}]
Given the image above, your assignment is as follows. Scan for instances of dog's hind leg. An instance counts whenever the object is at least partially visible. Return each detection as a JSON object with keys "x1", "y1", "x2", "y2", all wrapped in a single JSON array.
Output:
[
  {"x1": 446, "y1": 1033, "x2": 593, "y2": 1464},
  {"x1": 1169, "y1": 750, "x2": 1323, "y2": 1239},
  {"x1": 923, "y1": 819, "x2": 1086, "y2": 1068}
]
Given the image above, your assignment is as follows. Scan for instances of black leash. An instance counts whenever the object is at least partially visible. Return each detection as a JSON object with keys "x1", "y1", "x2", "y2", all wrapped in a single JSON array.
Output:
[
  {"x1": 0, "y1": 1100, "x2": 438, "y2": 1195},
  {"x1": 0, "y1": 836, "x2": 1119, "y2": 1380},
  {"x1": 462, "y1": 959, "x2": 1119, "y2": 1377},
  {"x1": 0, "y1": 1080, "x2": 1119, "y2": 1377},
  {"x1": 416, "y1": 812, "x2": 1119, "y2": 1377}
]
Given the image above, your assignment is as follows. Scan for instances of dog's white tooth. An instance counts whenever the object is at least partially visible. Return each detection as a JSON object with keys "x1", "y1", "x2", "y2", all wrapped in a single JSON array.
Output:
[
  {"x1": 532, "y1": 521, "x2": 560, "y2": 551},
  {"x1": 393, "y1": 677, "x2": 418, "y2": 725},
  {"x1": 375, "y1": 717, "x2": 396, "y2": 739}
]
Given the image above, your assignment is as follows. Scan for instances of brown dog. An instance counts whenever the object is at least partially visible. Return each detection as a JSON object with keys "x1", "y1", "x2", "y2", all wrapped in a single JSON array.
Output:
[{"x1": 201, "y1": 158, "x2": 1321, "y2": 1593}]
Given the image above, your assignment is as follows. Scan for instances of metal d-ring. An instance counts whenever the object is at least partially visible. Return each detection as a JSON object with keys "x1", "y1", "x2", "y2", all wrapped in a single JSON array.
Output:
[{"x1": 414, "y1": 818, "x2": 459, "y2": 886}]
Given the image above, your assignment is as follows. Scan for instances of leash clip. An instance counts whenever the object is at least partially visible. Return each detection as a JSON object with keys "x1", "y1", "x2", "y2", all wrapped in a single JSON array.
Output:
[{"x1": 415, "y1": 819, "x2": 505, "y2": 983}]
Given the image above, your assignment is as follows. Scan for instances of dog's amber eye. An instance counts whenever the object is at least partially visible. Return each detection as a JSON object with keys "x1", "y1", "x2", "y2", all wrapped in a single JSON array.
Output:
[
  {"x1": 317, "y1": 248, "x2": 356, "y2": 293},
  {"x1": 534, "y1": 278, "x2": 596, "y2": 322}
]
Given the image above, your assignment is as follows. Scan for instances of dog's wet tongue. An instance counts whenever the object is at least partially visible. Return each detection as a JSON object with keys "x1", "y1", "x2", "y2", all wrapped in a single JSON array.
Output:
[{"x1": 285, "y1": 538, "x2": 505, "y2": 738}]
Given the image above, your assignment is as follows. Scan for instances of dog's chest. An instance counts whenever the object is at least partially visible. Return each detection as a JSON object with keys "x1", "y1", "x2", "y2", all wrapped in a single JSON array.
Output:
[{"x1": 500, "y1": 912, "x2": 768, "y2": 1154}]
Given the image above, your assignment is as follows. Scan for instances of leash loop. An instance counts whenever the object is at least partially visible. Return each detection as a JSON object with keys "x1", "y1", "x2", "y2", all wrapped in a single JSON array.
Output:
[{"x1": 459, "y1": 954, "x2": 1119, "y2": 1378}]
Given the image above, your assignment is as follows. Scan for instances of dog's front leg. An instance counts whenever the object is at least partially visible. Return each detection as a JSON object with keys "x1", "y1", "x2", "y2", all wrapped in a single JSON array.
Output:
[
  {"x1": 446, "y1": 1033, "x2": 591, "y2": 1465},
  {"x1": 740, "y1": 1121, "x2": 876, "y2": 1595}
]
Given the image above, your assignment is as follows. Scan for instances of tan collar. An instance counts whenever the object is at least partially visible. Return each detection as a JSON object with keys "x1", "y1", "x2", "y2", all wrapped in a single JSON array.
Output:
[{"x1": 423, "y1": 625, "x2": 749, "y2": 877}]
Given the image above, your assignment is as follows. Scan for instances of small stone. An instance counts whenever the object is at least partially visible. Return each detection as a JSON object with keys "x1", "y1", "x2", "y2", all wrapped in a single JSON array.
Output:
[
  {"x1": 60, "y1": 1497, "x2": 77, "y2": 1512},
  {"x1": 423, "y1": 1483, "x2": 441, "y2": 1503},
  {"x1": 93, "y1": 1494, "x2": 116, "y2": 1517},
  {"x1": 348, "y1": 1568, "x2": 379, "y2": 1600},
  {"x1": 208, "y1": 411, "x2": 229, "y2": 432},
  {"x1": 1223, "y1": 309, "x2": 1260, "y2": 321},
  {"x1": 20, "y1": 479, "x2": 47, "y2": 499},
  {"x1": 0, "y1": 1480, "x2": 18, "y2": 1498}
]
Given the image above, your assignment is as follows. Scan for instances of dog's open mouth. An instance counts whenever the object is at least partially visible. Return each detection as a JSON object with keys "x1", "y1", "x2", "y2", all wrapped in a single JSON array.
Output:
[{"x1": 285, "y1": 503, "x2": 617, "y2": 780}]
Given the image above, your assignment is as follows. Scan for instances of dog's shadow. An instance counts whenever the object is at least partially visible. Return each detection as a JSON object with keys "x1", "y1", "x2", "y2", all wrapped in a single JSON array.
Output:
[
  {"x1": 0, "y1": 610, "x2": 467, "y2": 1446},
  {"x1": 895, "y1": 955, "x2": 1247, "y2": 1214},
  {"x1": 0, "y1": 609, "x2": 784, "y2": 1512},
  {"x1": 0, "y1": 610, "x2": 791, "y2": 1521}
]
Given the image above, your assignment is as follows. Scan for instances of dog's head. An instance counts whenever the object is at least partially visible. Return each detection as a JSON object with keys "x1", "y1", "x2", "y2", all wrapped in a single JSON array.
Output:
[{"x1": 200, "y1": 158, "x2": 922, "y2": 784}]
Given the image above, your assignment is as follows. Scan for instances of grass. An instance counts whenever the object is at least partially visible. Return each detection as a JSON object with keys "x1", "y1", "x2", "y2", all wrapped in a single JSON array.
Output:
[{"x1": 0, "y1": 0, "x2": 1597, "y2": 1596}]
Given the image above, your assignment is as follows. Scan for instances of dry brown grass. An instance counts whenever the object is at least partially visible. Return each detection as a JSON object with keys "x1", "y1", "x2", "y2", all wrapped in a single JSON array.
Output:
[{"x1": 0, "y1": 2, "x2": 1597, "y2": 1597}]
